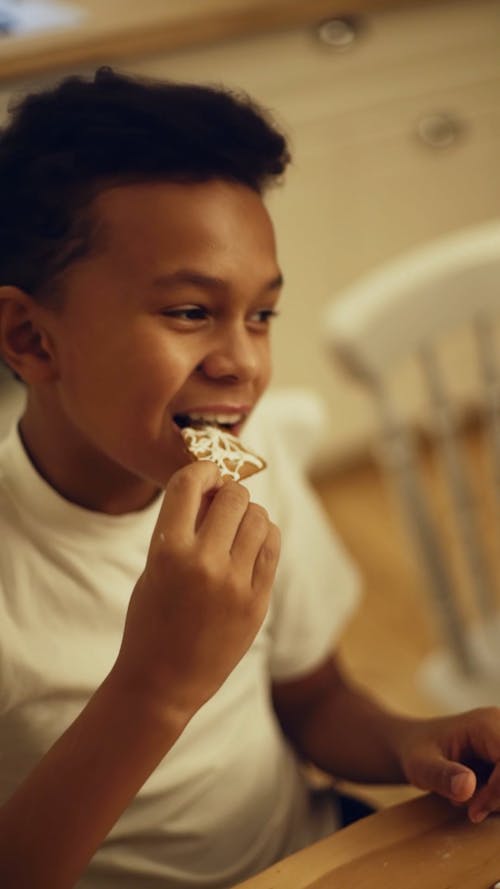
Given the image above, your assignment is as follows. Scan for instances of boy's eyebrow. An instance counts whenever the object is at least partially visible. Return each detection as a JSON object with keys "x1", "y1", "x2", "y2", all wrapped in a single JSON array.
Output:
[{"x1": 151, "y1": 269, "x2": 284, "y2": 293}]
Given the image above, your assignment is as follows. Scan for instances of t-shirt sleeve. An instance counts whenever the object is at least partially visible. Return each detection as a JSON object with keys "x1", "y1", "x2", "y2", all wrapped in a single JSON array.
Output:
[{"x1": 244, "y1": 423, "x2": 362, "y2": 684}]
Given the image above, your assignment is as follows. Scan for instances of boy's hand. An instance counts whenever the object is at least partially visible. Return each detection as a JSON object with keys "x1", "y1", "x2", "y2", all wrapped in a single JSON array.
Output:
[
  {"x1": 114, "y1": 460, "x2": 281, "y2": 724},
  {"x1": 398, "y1": 707, "x2": 500, "y2": 823}
]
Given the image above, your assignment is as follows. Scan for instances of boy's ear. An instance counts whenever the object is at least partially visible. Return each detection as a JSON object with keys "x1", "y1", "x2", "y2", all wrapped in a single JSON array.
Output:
[{"x1": 0, "y1": 286, "x2": 57, "y2": 384}]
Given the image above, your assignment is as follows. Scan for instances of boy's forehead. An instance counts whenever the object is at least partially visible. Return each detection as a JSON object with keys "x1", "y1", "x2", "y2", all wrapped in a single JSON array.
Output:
[
  {"x1": 88, "y1": 179, "x2": 279, "y2": 280},
  {"x1": 93, "y1": 179, "x2": 274, "y2": 237}
]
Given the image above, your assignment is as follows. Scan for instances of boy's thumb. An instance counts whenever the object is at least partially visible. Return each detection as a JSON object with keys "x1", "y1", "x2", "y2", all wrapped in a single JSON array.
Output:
[{"x1": 417, "y1": 757, "x2": 476, "y2": 802}]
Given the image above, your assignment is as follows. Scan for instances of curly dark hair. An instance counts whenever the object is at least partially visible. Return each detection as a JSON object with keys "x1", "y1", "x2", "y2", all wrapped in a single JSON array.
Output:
[{"x1": 0, "y1": 66, "x2": 290, "y2": 305}]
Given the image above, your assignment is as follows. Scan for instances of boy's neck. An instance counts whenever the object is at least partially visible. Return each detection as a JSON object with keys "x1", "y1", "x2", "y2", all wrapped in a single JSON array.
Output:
[{"x1": 18, "y1": 395, "x2": 162, "y2": 516}]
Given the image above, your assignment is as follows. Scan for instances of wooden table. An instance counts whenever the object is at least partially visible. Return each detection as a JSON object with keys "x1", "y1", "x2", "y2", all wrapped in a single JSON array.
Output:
[{"x1": 234, "y1": 793, "x2": 500, "y2": 888}]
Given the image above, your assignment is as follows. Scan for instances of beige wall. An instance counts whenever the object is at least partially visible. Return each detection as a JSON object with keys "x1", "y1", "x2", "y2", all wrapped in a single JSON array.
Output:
[{"x1": 1, "y1": 0, "x2": 499, "y2": 464}]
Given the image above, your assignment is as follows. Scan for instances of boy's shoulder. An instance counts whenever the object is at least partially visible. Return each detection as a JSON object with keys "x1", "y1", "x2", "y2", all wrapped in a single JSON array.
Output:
[
  {"x1": 0, "y1": 425, "x2": 37, "y2": 563},
  {"x1": 0, "y1": 424, "x2": 21, "y2": 505},
  {"x1": 0, "y1": 427, "x2": 15, "y2": 519}
]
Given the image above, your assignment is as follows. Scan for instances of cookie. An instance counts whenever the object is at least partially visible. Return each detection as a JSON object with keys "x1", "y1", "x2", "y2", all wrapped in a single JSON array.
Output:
[{"x1": 180, "y1": 424, "x2": 266, "y2": 482}]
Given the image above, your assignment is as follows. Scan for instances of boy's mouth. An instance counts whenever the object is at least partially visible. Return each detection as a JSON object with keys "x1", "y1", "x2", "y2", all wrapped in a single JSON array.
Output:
[{"x1": 173, "y1": 412, "x2": 246, "y2": 435}]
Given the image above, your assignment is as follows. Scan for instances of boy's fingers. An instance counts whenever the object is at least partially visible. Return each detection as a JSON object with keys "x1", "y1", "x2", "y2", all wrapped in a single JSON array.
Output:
[
  {"x1": 197, "y1": 481, "x2": 250, "y2": 555},
  {"x1": 468, "y1": 762, "x2": 500, "y2": 823},
  {"x1": 449, "y1": 769, "x2": 477, "y2": 802},
  {"x1": 154, "y1": 461, "x2": 223, "y2": 542},
  {"x1": 252, "y1": 523, "x2": 281, "y2": 593},
  {"x1": 411, "y1": 754, "x2": 476, "y2": 802},
  {"x1": 230, "y1": 503, "x2": 270, "y2": 567}
]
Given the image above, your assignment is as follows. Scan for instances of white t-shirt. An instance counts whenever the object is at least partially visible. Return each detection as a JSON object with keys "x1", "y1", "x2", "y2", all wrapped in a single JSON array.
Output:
[{"x1": 0, "y1": 410, "x2": 360, "y2": 888}]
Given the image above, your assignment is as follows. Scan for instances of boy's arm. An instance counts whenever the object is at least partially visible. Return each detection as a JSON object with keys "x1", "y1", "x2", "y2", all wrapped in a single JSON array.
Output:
[
  {"x1": 0, "y1": 462, "x2": 280, "y2": 889},
  {"x1": 272, "y1": 653, "x2": 500, "y2": 822},
  {"x1": 0, "y1": 671, "x2": 188, "y2": 889}
]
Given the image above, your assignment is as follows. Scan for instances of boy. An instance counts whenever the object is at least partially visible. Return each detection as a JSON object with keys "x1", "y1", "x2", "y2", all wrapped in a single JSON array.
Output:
[{"x1": 0, "y1": 68, "x2": 499, "y2": 889}]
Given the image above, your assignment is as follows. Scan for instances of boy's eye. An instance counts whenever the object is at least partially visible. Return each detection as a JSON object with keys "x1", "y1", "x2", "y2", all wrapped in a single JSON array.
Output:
[
  {"x1": 249, "y1": 309, "x2": 280, "y2": 325},
  {"x1": 163, "y1": 306, "x2": 208, "y2": 321},
  {"x1": 162, "y1": 306, "x2": 279, "y2": 326}
]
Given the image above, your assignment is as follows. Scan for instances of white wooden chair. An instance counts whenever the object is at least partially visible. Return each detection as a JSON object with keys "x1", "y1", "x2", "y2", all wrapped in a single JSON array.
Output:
[{"x1": 324, "y1": 219, "x2": 500, "y2": 711}]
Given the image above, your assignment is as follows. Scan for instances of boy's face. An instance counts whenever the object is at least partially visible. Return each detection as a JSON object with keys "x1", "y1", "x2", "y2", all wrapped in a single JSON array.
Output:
[{"x1": 29, "y1": 179, "x2": 282, "y2": 497}]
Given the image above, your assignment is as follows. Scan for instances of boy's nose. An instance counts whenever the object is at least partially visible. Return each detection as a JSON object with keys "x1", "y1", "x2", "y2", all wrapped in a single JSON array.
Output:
[{"x1": 199, "y1": 328, "x2": 260, "y2": 382}]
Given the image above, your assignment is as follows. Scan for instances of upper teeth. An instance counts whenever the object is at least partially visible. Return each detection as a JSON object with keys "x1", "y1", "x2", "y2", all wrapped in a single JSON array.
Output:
[{"x1": 188, "y1": 413, "x2": 243, "y2": 425}]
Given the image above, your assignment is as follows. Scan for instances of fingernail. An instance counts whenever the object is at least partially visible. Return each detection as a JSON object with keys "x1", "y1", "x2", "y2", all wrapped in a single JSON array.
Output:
[
  {"x1": 470, "y1": 809, "x2": 488, "y2": 824},
  {"x1": 451, "y1": 774, "x2": 470, "y2": 798}
]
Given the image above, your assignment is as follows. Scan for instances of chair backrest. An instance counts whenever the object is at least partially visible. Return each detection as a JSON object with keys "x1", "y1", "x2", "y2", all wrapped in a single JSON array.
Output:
[
  {"x1": 324, "y1": 219, "x2": 500, "y2": 696},
  {"x1": 324, "y1": 218, "x2": 500, "y2": 380}
]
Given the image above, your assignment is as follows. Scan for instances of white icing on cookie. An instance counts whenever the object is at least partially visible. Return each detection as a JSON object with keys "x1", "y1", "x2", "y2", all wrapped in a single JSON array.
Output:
[{"x1": 180, "y1": 425, "x2": 266, "y2": 481}]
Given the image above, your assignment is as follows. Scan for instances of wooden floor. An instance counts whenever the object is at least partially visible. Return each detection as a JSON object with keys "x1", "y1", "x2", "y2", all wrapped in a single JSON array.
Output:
[{"x1": 311, "y1": 420, "x2": 500, "y2": 808}]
